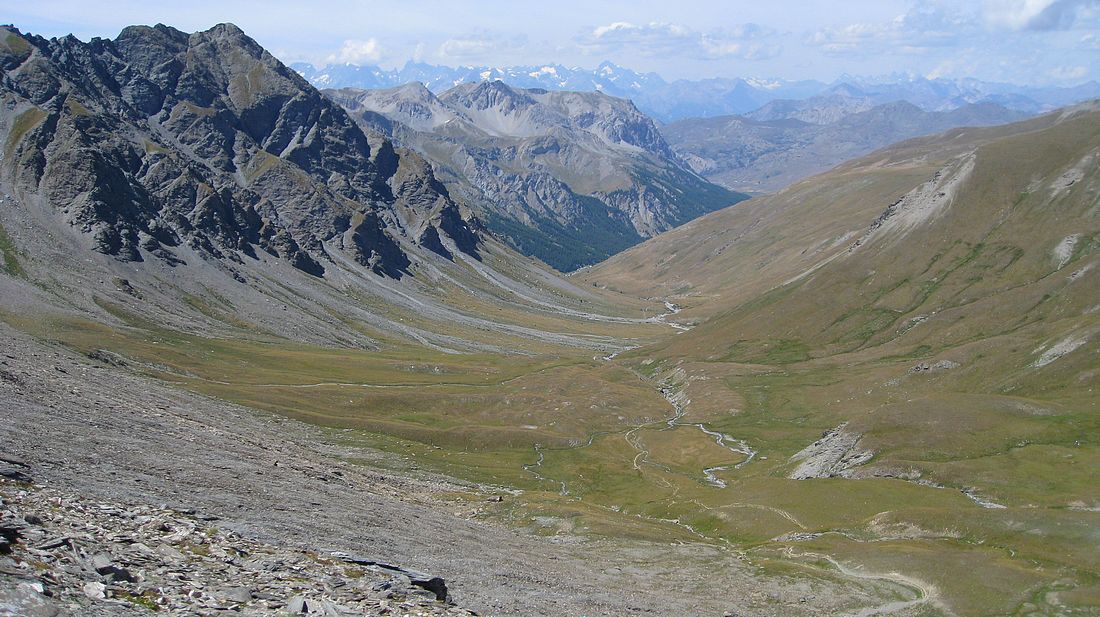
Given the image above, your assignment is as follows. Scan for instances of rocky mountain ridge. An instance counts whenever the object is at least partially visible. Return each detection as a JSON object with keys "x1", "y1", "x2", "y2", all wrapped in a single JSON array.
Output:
[
  {"x1": 0, "y1": 21, "x2": 677, "y2": 361},
  {"x1": 328, "y1": 80, "x2": 742, "y2": 270},
  {"x1": 0, "y1": 23, "x2": 481, "y2": 281}
]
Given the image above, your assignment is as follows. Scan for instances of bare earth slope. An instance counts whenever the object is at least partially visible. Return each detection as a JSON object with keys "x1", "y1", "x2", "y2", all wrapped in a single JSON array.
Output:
[{"x1": 0, "y1": 320, "x2": 923, "y2": 617}]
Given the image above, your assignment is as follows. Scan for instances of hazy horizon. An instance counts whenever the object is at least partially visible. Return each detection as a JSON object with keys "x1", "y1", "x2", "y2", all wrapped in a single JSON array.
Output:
[{"x1": 5, "y1": 0, "x2": 1099, "y2": 87}]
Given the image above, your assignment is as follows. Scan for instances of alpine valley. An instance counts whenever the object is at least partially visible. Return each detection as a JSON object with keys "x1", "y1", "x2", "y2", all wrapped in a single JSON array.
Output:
[{"x1": 1, "y1": 21, "x2": 1098, "y2": 617}]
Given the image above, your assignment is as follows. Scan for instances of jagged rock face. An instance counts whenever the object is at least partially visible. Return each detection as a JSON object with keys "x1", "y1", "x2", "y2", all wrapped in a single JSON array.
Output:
[
  {"x1": 330, "y1": 81, "x2": 744, "y2": 271},
  {"x1": 0, "y1": 24, "x2": 480, "y2": 278}
]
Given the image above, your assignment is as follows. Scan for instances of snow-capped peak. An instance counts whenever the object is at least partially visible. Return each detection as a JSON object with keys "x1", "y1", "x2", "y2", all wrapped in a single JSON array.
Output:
[
  {"x1": 745, "y1": 77, "x2": 782, "y2": 90},
  {"x1": 529, "y1": 66, "x2": 559, "y2": 79}
]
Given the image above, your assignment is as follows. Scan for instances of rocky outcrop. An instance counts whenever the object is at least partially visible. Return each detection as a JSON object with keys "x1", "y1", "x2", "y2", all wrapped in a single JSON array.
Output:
[
  {"x1": 330, "y1": 81, "x2": 743, "y2": 271},
  {"x1": 0, "y1": 24, "x2": 481, "y2": 279},
  {"x1": 909, "y1": 359, "x2": 960, "y2": 374},
  {"x1": 788, "y1": 423, "x2": 874, "y2": 479}
]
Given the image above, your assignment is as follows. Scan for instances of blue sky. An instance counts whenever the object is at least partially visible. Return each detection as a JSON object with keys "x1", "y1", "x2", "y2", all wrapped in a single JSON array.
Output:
[{"x1": 4, "y1": 0, "x2": 1098, "y2": 85}]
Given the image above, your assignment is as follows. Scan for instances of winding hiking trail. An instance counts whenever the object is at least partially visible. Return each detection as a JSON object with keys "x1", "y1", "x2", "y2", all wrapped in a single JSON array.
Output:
[
  {"x1": 777, "y1": 547, "x2": 936, "y2": 617},
  {"x1": 814, "y1": 553, "x2": 936, "y2": 617}
]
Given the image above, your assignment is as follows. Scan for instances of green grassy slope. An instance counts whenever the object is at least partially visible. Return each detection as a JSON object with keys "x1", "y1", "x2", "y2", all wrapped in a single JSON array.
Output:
[
  {"x1": 581, "y1": 103, "x2": 1100, "y2": 615},
  {"x1": 581, "y1": 109, "x2": 1087, "y2": 318}
]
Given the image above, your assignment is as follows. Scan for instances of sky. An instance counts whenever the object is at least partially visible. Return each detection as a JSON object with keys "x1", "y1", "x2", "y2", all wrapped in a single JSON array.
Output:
[{"x1": 4, "y1": 0, "x2": 1099, "y2": 86}]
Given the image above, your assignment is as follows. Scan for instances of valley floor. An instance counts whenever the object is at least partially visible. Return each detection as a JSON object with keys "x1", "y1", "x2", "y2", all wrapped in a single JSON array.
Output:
[{"x1": 0, "y1": 322, "x2": 926, "y2": 616}]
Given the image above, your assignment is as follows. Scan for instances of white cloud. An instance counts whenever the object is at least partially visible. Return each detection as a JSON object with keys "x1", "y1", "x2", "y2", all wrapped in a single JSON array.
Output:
[
  {"x1": 593, "y1": 22, "x2": 657, "y2": 38},
  {"x1": 926, "y1": 56, "x2": 971, "y2": 80},
  {"x1": 579, "y1": 21, "x2": 780, "y2": 60},
  {"x1": 437, "y1": 32, "x2": 528, "y2": 61},
  {"x1": 982, "y1": 0, "x2": 1100, "y2": 30},
  {"x1": 1048, "y1": 65, "x2": 1089, "y2": 80},
  {"x1": 983, "y1": 0, "x2": 1064, "y2": 29},
  {"x1": 439, "y1": 37, "x2": 495, "y2": 58},
  {"x1": 327, "y1": 38, "x2": 383, "y2": 65},
  {"x1": 807, "y1": 5, "x2": 969, "y2": 56}
]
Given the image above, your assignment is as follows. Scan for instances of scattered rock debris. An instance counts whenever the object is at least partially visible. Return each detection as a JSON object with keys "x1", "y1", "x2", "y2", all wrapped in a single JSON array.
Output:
[{"x1": 0, "y1": 478, "x2": 476, "y2": 616}]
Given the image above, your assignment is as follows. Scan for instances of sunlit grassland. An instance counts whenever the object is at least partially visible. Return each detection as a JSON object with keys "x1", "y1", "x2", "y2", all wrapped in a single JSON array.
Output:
[
  {"x1": 8, "y1": 296, "x2": 1098, "y2": 615},
  {"x1": 625, "y1": 351, "x2": 1099, "y2": 614},
  {"x1": 0, "y1": 221, "x2": 25, "y2": 278},
  {"x1": 3, "y1": 305, "x2": 669, "y2": 448}
]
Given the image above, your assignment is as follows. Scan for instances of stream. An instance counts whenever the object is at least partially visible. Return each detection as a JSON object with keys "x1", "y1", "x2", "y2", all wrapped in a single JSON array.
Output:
[
  {"x1": 522, "y1": 443, "x2": 568, "y2": 496},
  {"x1": 655, "y1": 384, "x2": 758, "y2": 488},
  {"x1": 599, "y1": 302, "x2": 758, "y2": 487},
  {"x1": 695, "y1": 424, "x2": 756, "y2": 488},
  {"x1": 645, "y1": 301, "x2": 692, "y2": 331}
]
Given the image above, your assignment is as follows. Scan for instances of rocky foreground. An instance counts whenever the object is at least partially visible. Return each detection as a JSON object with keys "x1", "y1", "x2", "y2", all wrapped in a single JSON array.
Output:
[{"x1": 0, "y1": 476, "x2": 473, "y2": 616}]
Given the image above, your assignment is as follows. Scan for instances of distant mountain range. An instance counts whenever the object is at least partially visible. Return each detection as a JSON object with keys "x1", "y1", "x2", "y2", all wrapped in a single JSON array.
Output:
[
  {"x1": 328, "y1": 81, "x2": 743, "y2": 270},
  {"x1": 663, "y1": 100, "x2": 1030, "y2": 193},
  {"x1": 292, "y1": 60, "x2": 1100, "y2": 123}
]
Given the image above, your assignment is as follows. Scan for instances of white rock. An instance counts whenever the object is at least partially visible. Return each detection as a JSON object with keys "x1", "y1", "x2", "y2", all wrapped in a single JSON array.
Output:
[{"x1": 83, "y1": 581, "x2": 106, "y2": 600}]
